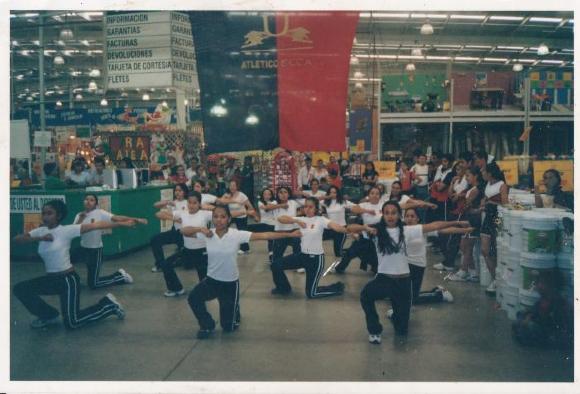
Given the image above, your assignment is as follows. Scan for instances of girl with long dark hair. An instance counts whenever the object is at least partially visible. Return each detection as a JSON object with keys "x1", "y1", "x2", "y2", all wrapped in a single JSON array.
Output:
[
  {"x1": 348, "y1": 201, "x2": 469, "y2": 344},
  {"x1": 322, "y1": 186, "x2": 354, "y2": 260},
  {"x1": 247, "y1": 188, "x2": 278, "y2": 262}
]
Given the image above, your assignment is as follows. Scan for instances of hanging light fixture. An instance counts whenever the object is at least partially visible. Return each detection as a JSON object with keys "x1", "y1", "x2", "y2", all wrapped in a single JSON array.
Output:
[
  {"x1": 537, "y1": 43, "x2": 549, "y2": 56},
  {"x1": 354, "y1": 71, "x2": 364, "y2": 78},
  {"x1": 161, "y1": 101, "x2": 168, "y2": 108},
  {"x1": 354, "y1": 82, "x2": 363, "y2": 88},
  {"x1": 100, "y1": 98, "x2": 108, "y2": 106},
  {"x1": 88, "y1": 80, "x2": 97, "y2": 90},
  {"x1": 53, "y1": 55, "x2": 64, "y2": 65},
  {"x1": 26, "y1": 96, "x2": 33, "y2": 102},
  {"x1": 405, "y1": 63, "x2": 416, "y2": 72},
  {"x1": 56, "y1": 100, "x2": 63, "y2": 107},
  {"x1": 512, "y1": 63, "x2": 524, "y2": 72},
  {"x1": 420, "y1": 22, "x2": 434, "y2": 35},
  {"x1": 75, "y1": 94, "x2": 83, "y2": 100},
  {"x1": 411, "y1": 48, "x2": 423, "y2": 56},
  {"x1": 89, "y1": 69, "x2": 101, "y2": 77},
  {"x1": 142, "y1": 93, "x2": 150, "y2": 101},
  {"x1": 184, "y1": 99, "x2": 189, "y2": 106},
  {"x1": 60, "y1": 28, "x2": 74, "y2": 40},
  {"x1": 350, "y1": 55, "x2": 359, "y2": 65}
]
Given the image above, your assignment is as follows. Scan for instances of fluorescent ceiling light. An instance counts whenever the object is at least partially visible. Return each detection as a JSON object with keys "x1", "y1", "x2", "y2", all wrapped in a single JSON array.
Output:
[
  {"x1": 562, "y1": 49, "x2": 574, "y2": 52},
  {"x1": 465, "y1": 45, "x2": 492, "y2": 49},
  {"x1": 100, "y1": 99, "x2": 108, "y2": 106},
  {"x1": 497, "y1": 46, "x2": 524, "y2": 50},
  {"x1": 514, "y1": 59, "x2": 536, "y2": 63},
  {"x1": 529, "y1": 17, "x2": 563, "y2": 23},
  {"x1": 540, "y1": 60, "x2": 564, "y2": 64},
  {"x1": 142, "y1": 94, "x2": 150, "y2": 101},
  {"x1": 80, "y1": 40, "x2": 90, "y2": 46},
  {"x1": 426, "y1": 56, "x2": 451, "y2": 60},
  {"x1": 537, "y1": 44, "x2": 550, "y2": 56},
  {"x1": 568, "y1": 20, "x2": 574, "y2": 24},
  {"x1": 420, "y1": 23, "x2": 434, "y2": 35},
  {"x1": 354, "y1": 71, "x2": 365, "y2": 78},
  {"x1": 350, "y1": 78, "x2": 381, "y2": 81},
  {"x1": 455, "y1": 57, "x2": 480, "y2": 61},
  {"x1": 450, "y1": 14, "x2": 486, "y2": 20},
  {"x1": 398, "y1": 55, "x2": 425, "y2": 60},
  {"x1": 434, "y1": 45, "x2": 461, "y2": 48},
  {"x1": 405, "y1": 63, "x2": 416, "y2": 72},
  {"x1": 484, "y1": 57, "x2": 508, "y2": 62},
  {"x1": 360, "y1": 13, "x2": 410, "y2": 18},
  {"x1": 489, "y1": 16, "x2": 524, "y2": 21},
  {"x1": 411, "y1": 14, "x2": 448, "y2": 19}
]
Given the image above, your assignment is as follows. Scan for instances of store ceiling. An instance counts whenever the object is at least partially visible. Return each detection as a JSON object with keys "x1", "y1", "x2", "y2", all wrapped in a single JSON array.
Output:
[{"x1": 10, "y1": 10, "x2": 574, "y2": 109}]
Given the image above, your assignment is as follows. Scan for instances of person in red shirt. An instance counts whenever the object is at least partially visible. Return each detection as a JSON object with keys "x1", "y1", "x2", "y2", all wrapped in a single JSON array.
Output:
[
  {"x1": 328, "y1": 169, "x2": 342, "y2": 189},
  {"x1": 327, "y1": 155, "x2": 340, "y2": 175},
  {"x1": 399, "y1": 160, "x2": 414, "y2": 194}
]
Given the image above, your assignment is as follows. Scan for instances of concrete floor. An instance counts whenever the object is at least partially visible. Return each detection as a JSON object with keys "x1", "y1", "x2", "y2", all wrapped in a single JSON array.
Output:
[{"x1": 10, "y1": 239, "x2": 573, "y2": 382}]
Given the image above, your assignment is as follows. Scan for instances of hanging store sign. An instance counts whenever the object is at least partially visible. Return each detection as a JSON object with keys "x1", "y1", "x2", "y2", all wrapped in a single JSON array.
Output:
[
  {"x1": 497, "y1": 160, "x2": 519, "y2": 186},
  {"x1": 104, "y1": 11, "x2": 197, "y2": 90}
]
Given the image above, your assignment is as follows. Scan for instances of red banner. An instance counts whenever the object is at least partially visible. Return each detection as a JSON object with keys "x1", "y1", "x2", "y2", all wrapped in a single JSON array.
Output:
[{"x1": 276, "y1": 12, "x2": 359, "y2": 152}]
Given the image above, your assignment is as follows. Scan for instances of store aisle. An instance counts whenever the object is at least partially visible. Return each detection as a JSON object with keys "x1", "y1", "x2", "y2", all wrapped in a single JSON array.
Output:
[{"x1": 10, "y1": 242, "x2": 573, "y2": 382}]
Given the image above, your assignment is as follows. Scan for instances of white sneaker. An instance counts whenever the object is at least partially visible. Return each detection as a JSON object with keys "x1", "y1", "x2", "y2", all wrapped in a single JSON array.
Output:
[
  {"x1": 386, "y1": 309, "x2": 394, "y2": 319},
  {"x1": 237, "y1": 250, "x2": 245, "y2": 255},
  {"x1": 151, "y1": 266, "x2": 162, "y2": 273},
  {"x1": 164, "y1": 289, "x2": 186, "y2": 297},
  {"x1": 296, "y1": 268, "x2": 306, "y2": 273},
  {"x1": 437, "y1": 286, "x2": 454, "y2": 302},
  {"x1": 485, "y1": 280, "x2": 497, "y2": 294},
  {"x1": 30, "y1": 316, "x2": 60, "y2": 329},
  {"x1": 368, "y1": 334, "x2": 382, "y2": 344},
  {"x1": 432, "y1": 263, "x2": 453, "y2": 271},
  {"x1": 447, "y1": 270, "x2": 468, "y2": 282},
  {"x1": 118, "y1": 268, "x2": 133, "y2": 284},
  {"x1": 105, "y1": 293, "x2": 126, "y2": 319}
]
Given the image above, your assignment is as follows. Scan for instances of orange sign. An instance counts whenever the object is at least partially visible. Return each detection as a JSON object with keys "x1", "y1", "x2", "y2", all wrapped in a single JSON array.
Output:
[
  {"x1": 374, "y1": 161, "x2": 397, "y2": 180},
  {"x1": 533, "y1": 160, "x2": 573, "y2": 192},
  {"x1": 497, "y1": 160, "x2": 519, "y2": 186}
]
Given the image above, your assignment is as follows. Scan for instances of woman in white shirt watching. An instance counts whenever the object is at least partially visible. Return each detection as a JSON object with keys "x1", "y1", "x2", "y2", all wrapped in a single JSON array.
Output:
[
  {"x1": 270, "y1": 186, "x2": 303, "y2": 261},
  {"x1": 271, "y1": 197, "x2": 347, "y2": 298},
  {"x1": 321, "y1": 186, "x2": 354, "y2": 260},
  {"x1": 13, "y1": 199, "x2": 135, "y2": 330},
  {"x1": 247, "y1": 188, "x2": 278, "y2": 263},
  {"x1": 348, "y1": 201, "x2": 470, "y2": 344},
  {"x1": 183, "y1": 205, "x2": 301, "y2": 339},
  {"x1": 74, "y1": 193, "x2": 147, "y2": 289}
]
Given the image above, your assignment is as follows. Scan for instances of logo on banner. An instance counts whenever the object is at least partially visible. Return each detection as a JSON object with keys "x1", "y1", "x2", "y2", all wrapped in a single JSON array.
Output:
[{"x1": 242, "y1": 15, "x2": 313, "y2": 51}]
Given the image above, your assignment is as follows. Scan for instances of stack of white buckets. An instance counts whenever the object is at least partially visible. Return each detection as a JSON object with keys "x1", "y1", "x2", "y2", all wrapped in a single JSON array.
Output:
[{"x1": 494, "y1": 207, "x2": 573, "y2": 320}]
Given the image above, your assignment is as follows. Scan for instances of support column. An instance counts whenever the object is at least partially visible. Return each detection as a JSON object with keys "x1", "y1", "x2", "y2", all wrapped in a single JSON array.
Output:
[
  {"x1": 38, "y1": 13, "x2": 46, "y2": 179},
  {"x1": 175, "y1": 88, "x2": 186, "y2": 130}
]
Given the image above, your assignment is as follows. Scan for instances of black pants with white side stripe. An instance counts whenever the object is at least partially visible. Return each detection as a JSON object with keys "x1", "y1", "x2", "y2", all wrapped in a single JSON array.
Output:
[
  {"x1": 360, "y1": 274, "x2": 412, "y2": 335},
  {"x1": 162, "y1": 248, "x2": 208, "y2": 292},
  {"x1": 322, "y1": 229, "x2": 347, "y2": 258},
  {"x1": 188, "y1": 277, "x2": 240, "y2": 332},
  {"x1": 13, "y1": 271, "x2": 119, "y2": 329},
  {"x1": 271, "y1": 253, "x2": 343, "y2": 298},
  {"x1": 409, "y1": 264, "x2": 444, "y2": 304},
  {"x1": 150, "y1": 226, "x2": 184, "y2": 269},
  {"x1": 233, "y1": 217, "x2": 250, "y2": 252},
  {"x1": 246, "y1": 223, "x2": 275, "y2": 254},
  {"x1": 82, "y1": 247, "x2": 125, "y2": 289}
]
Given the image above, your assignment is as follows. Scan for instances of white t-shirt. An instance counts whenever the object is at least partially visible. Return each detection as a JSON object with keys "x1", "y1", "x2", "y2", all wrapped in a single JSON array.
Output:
[
  {"x1": 358, "y1": 201, "x2": 383, "y2": 238},
  {"x1": 197, "y1": 228, "x2": 252, "y2": 281},
  {"x1": 434, "y1": 166, "x2": 453, "y2": 183},
  {"x1": 374, "y1": 224, "x2": 423, "y2": 275},
  {"x1": 258, "y1": 200, "x2": 277, "y2": 226},
  {"x1": 324, "y1": 200, "x2": 354, "y2": 226},
  {"x1": 201, "y1": 193, "x2": 217, "y2": 206},
  {"x1": 29, "y1": 224, "x2": 82, "y2": 273},
  {"x1": 74, "y1": 209, "x2": 113, "y2": 248},
  {"x1": 312, "y1": 168, "x2": 329, "y2": 182},
  {"x1": 302, "y1": 189, "x2": 326, "y2": 199},
  {"x1": 274, "y1": 200, "x2": 302, "y2": 231},
  {"x1": 406, "y1": 231, "x2": 437, "y2": 267},
  {"x1": 225, "y1": 192, "x2": 249, "y2": 219},
  {"x1": 69, "y1": 171, "x2": 90, "y2": 186},
  {"x1": 175, "y1": 209, "x2": 213, "y2": 249},
  {"x1": 384, "y1": 194, "x2": 410, "y2": 206},
  {"x1": 294, "y1": 216, "x2": 330, "y2": 255},
  {"x1": 453, "y1": 176, "x2": 469, "y2": 194},
  {"x1": 185, "y1": 168, "x2": 197, "y2": 181},
  {"x1": 171, "y1": 200, "x2": 189, "y2": 230},
  {"x1": 411, "y1": 164, "x2": 429, "y2": 186},
  {"x1": 298, "y1": 166, "x2": 313, "y2": 186}
]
